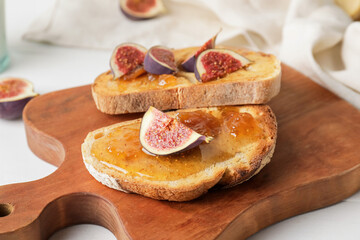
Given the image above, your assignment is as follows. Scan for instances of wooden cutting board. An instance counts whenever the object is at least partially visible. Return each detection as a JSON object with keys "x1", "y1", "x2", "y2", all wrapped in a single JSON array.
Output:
[{"x1": 0, "y1": 64, "x2": 359, "y2": 240}]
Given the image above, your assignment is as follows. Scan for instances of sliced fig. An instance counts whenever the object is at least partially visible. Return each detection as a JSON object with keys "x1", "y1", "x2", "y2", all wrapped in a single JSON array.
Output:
[
  {"x1": 144, "y1": 46, "x2": 177, "y2": 75},
  {"x1": 140, "y1": 107, "x2": 212, "y2": 156},
  {"x1": 120, "y1": 0, "x2": 166, "y2": 20},
  {"x1": 0, "y1": 78, "x2": 38, "y2": 120},
  {"x1": 181, "y1": 31, "x2": 220, "y2": 72},
  {"x1": 110, "y1": 43, "x2": 147, "y2": 80},
  {"x1": 195, "y1": 49, "x2": 251, "y2": 83}
]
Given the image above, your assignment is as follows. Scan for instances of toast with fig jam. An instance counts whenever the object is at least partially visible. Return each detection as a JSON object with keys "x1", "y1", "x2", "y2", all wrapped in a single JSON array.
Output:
[
  {"x1": 92, "y1": 46, "x2": 281, "y2": 114},
  {"x1": 81, "y1": 105, "x2": 277, "y2": 201}
]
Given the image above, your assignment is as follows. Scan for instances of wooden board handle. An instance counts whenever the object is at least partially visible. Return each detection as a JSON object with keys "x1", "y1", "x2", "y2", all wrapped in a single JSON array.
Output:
[
  {"x1": 0, "y1": 96, "x2": 128, "y2": 239},
  {"x1": 0, "y1": 167, "x2": 129, "y2": 240},
  {"x1": 0, "y1": 172, "x2": 63, "y2": 239}
]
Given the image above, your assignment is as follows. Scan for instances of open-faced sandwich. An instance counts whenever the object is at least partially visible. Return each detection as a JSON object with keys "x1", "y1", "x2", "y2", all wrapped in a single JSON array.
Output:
[
  {"x1": 83, "y1": 32, "x2": 280, "y2": 201},
  {"x1": 92, "y1": 32, "x2": 281, "y2": 114},
  {"x1": 82, "y1": 105, "x2": 277, "y2": 201}
]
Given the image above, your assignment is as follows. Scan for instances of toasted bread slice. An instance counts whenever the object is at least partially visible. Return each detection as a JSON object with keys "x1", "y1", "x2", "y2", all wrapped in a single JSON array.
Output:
[
  {"x1": 82, "y1": 105, "x2": 277, "y2": 201},
  {"x1": 92, "y1": 47, "x2": 281, "y2": 114}
]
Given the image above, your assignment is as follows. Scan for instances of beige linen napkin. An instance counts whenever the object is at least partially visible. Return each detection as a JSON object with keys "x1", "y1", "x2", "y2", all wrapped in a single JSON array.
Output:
[{"x1": 24, "y1": 0, "x2": 360, "y2": 108}]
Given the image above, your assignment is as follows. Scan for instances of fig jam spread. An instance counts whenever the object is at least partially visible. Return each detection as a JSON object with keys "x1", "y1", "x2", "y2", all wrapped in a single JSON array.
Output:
[
  {"x1": 115, "y1": 73, "x2": 186, "y2": 92},
  {"x1": 91, "y1": 107, "x2": 264, "y2": 181},
  {"x1": 175, "y1": 110, "x2": 221, "y2": 137},
  {"x1": 221, "y1": 107, "x2": 262, "y2": 141}
]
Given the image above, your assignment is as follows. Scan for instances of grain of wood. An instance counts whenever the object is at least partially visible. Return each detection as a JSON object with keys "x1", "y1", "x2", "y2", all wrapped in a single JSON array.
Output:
[{"x1": 0, "y1": 64, "x2": 359, "y2": 240}]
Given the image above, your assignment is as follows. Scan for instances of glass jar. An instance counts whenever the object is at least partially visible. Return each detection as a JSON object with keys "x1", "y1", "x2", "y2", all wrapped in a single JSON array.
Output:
[{"x1": 0, "y1": 0, "x2": 9, "y2": 72}]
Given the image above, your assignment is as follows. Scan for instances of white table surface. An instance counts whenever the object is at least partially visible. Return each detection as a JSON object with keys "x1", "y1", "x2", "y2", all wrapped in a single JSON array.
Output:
[{"x1": 0, "y1": 0, "x2": 359, "y2": 239}]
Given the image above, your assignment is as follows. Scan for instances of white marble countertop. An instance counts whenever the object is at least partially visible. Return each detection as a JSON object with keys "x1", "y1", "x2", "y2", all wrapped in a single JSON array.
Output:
[{"x1": 0, "y1": 0, "x2": 359, "y2": 239}]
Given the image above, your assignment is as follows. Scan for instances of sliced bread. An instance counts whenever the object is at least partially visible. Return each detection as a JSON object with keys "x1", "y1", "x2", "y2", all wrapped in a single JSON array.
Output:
[
  {"x1": 81, "y1": 105, "x2": 277, "y2": 201},
  {"x1": 92, "y1": 47, "x2": 281, "y2": 114}
]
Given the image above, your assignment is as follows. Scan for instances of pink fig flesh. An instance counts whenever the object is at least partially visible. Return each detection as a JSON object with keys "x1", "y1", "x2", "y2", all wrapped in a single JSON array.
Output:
[
  {"x1": 195, "y1": 49, "x2": 251, "y2": 82},
  {"x1": 140, "y1": 107, "x2": 212, "y2": 156},
  {"x1": 181, "y1": 31, "x2": 219, "y2": 72},
  {"x1": 110, "y1": 43, "x2": 147, "y2": 79},
  {"x1": 144, "y1": 46, "x2": 177, "y2": 75},
  {"x1": 120, "y1": 0, "x2": 165, "y2": 20},
  {"x1": 0, "y1": 78, "x2": 38, "y2": 119}
]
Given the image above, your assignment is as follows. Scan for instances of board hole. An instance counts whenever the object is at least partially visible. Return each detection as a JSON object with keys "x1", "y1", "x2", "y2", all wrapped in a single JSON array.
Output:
[
  {"x1": 0, "y1": 203, "x2": 14, "y2": 217},
  {"x1": 49, "y1": 224, "x2": 116, "y2": 240}
]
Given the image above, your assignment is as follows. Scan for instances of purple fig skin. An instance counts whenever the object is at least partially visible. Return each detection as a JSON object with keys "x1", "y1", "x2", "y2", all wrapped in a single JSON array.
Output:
[
  {"x1": 181, "y1": 30, "x2": 220, "y2": 72},
  {"x1": 144, "y1": 46, "x2": 176, "y2": 75},
  {"x1": 176, "y1": 135, "x2": 206, "y2": 153},
  {"x1": 181, "y1": 56, "x2": 196, "y2": 72},
  {"x1": 142, "y1": 135, "x2": 206, "y2": 156},
  {"x1": 0, "y1": 97, "x2": 33, "y2": 120},
  {"x1": 194, "y1": 64, "x2": 201, "y2": 82}
]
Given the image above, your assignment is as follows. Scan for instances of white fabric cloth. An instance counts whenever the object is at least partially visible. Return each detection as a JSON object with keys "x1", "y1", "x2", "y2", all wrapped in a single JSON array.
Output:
[{"x1": 24, "y1": 0, "x2": 360, "y2": 108}]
